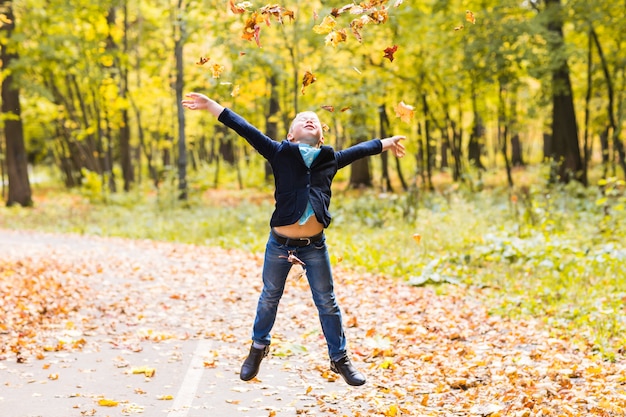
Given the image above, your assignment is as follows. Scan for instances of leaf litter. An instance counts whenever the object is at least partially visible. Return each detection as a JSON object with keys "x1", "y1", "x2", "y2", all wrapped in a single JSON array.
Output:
[{"x1": 0, "y1": 230, "x2": 624, "y2": 416}]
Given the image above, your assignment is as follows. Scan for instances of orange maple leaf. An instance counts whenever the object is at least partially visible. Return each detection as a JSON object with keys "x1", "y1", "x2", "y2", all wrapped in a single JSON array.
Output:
[
  {"x1": 196, "y1": 56, "x2": 210, "y2": 66},
  {"x1": 394, "y1": 101, "x2": 414, "y2": 123},
  {"x1": 466, "y1": 10, "x2": 476, "y2": 24},
  {"x1": 384, "y1": 45, "x2": 398, "y2": 62}
]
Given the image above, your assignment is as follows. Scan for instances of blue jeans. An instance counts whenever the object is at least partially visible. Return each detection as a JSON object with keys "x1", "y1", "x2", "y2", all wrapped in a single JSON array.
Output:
[{"x1": 251, "y1": 232, "x2": 347, "y2": 361}]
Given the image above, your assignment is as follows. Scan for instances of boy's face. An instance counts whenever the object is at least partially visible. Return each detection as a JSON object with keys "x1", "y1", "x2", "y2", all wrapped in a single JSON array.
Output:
[{"x1": 287, "y1": 111, "x2": 324, "y2": 147}]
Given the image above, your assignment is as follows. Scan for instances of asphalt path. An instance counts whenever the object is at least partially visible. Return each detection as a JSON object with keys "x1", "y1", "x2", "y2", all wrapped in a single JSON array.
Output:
[{"x1": 0, "y1": 230, "x2": 359, "y2": 417}]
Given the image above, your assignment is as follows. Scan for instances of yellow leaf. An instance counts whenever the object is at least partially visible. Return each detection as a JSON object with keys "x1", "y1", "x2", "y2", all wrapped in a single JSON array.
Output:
[
  {"x1": 301, "y1": 70, "x2": 317, "y2": 95},
  {"x1": 98, "y1": 398, "x2": 119, "y2": 407},
  {"x1": 380, "y1": 358, "x2": 394, "y2": 369},
  {"x1": 313, "y1": 15, "x2": 336, "y2": 34},
  {"x1": 394, "y1": 101, "x2": 414, "y2": 123},
  {"x1": 132, "y1": 366, "x2": 156, "y2": 377},
  {"x1": 211, "y1": 64, "x2": 225, "y2": 79},
  {"x1": 466, "y1": 10, "x2": 476, "y2": 24},
  {"x1": 325, "y1": 29, "x2": 348, "y2": 47},
  {"x1": 157, "y1": 395, "x2": 174, "y2": 400},
  {"x1": 384, "y1": 404, "x2": 399, "y2": 417}
]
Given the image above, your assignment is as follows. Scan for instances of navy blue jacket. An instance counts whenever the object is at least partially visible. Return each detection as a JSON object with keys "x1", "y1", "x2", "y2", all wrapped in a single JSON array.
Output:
[{"x1": 218, "y1": 108, "x2": 383, "y2": 228}]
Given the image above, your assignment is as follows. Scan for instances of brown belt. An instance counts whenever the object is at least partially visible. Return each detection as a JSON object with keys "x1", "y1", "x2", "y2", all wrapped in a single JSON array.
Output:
[{"x1": 271, "y1": 229, "x2": 324, "y2": 247}]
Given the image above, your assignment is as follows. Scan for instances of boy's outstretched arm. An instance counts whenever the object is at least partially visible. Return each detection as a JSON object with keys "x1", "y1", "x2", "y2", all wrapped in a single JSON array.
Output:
[
  {"x1": 181, "y1": 92, "x2": 224, "y2": 117},
  {"x1": 381, "y1": 135, "x2": 407, "y2": 158}
]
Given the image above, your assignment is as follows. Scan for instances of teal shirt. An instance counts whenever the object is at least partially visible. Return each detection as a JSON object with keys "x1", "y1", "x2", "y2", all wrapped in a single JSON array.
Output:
[{"x1": 298, "y1": 144, "x2": 321, "y2": 225}]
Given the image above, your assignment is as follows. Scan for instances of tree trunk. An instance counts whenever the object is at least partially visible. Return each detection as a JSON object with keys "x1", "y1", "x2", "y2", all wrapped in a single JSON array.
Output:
[
  {"x1": 174, "y1": 0, "x2": 187, "y2": 200},
  {"x1": 348, "y1": 113, "x2": 372, "y2": 188},
  {"x1": 421, "y1": 92, "x2": 434, "y2": 191},
  {"x1": 379, "y1": 104, "x2": 393, "y2": 192},
  {"x1": 468, "y1": 82, "x2": 485, "y2": 170},
  {"x1": 511, "y1": 133, "x2": 525, "y2": 166},
  {"x1": 265, "y1": 74, "x2": 280, "y2": 181},
  {"x1": 498, "y1": 82, "x2": 514, "y2": 187},
  {"x1": 545, "y1": 0, "x2": 585, "y2": 184},
  {"x1": 118, "y1": 3, "x2": 133, "y2": 191},
  {"x1": 590, "y1": 26, "x2": 626, "y2": 179},
  {"x1": 1, "y1": 2, "x2": 32, "y2": 207}
]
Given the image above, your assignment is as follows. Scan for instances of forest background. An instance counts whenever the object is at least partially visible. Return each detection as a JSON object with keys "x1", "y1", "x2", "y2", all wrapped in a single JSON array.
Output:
[{"x1": 0, "y1": 0, "x2": 625, "y2": 362}]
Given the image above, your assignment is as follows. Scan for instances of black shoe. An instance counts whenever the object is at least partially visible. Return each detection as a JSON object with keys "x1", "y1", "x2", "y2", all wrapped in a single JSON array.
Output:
[
  {"x1": 330, "y1": 355, "x2": 366, "y2": 386},
  {"x1": 240, "y1": 344, "x2": 269, "y2": 381}
]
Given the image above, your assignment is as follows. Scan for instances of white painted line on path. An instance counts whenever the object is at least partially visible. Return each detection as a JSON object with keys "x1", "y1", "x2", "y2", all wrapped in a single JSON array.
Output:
[{"x1": 167, "y1": 339, "x2": 212, "y2": 417}]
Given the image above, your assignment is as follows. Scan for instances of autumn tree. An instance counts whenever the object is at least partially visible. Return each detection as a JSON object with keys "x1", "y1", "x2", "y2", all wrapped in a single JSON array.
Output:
[
  {"x1": 532, "y1": 0, "x2": 585, "y2": 184},
  {"x1": 1, "y1": 0, "x2": 32, "y2": 207}
]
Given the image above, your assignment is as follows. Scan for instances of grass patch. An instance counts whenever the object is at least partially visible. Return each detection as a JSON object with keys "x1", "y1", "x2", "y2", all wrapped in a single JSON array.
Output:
[{"x1": 2, "y1": 169, "x2": 625, "y2": 359}]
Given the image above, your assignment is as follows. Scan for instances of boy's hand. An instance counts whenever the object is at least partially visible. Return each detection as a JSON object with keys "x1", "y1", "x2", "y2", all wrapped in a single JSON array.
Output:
[
  {"x1": 382, "y1": 135, "x2": 407, "y2": 158},
  {"x1": 181, "y1": 92, "x2": 210, "y2": 110},
  {"x1": 181, "y1": 92, "x2": 225, "y2": 117}
]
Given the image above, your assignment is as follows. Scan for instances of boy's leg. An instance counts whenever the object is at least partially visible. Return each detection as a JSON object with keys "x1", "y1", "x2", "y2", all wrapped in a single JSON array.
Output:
[
  {"x1": 241, "y1": 233, "x2": 292, "y2": 381},
  {"x1": 299, "y1": 238, "x2": 365, "y2": 386}
]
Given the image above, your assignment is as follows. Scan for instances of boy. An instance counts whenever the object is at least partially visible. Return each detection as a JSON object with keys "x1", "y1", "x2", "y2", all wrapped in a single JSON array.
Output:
[{"x1": 182, "y1": 92, "x2": 406, "y2": 386}]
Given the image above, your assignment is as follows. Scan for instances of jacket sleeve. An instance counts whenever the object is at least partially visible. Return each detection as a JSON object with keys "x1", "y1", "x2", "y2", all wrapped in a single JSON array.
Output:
[
  {"x1": 217, "y1": 108, "x2": 279, "y2": 160},
  {"x1": 335, "y1": 139, "x2": 383, "y2": 169}
]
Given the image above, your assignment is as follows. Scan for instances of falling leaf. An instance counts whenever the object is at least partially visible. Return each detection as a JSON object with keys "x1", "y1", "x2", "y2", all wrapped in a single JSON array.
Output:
[
  {"x1": 325, "y1": 29, "x2": 348, "y2": 47},
  {"x1": 412, "y1": 234, "x2": 421, "y2": 244},
  {"x1": 231, "y1": 85, "x2": 241, "y2": 97},
  {"x1": 384, "y1": 45, "x2": 398, "y2": 62},
  {"x1": 321, "y1": 105, "x2": 335, "y2": 112},
  {"x1": 0, "y1": 14, "x2": 13, "y2": 25},
  {"x1": 394, "y1": 101, "x2": 414, "y2": 123},
  {"x1": 210, "y1": 64, "x2": 225, "y2": 78},
  {"x1": 260, "y1": 4, "x2": 294, "y2": 25},
  {"x1": 313, "y1": 15, "x2": 336, "y2": 34},
  {"x1": 229, "y1": 0, "x2": 253, "y2": 14},
  {"x1": 454, "y1": 25, "x2": 464, "y2": 31},
  {"x1": 466, "y1": 10, "x2": 476, "y2": 24},
  {"x1": 301, "y1": 70, "x2": 317, "y2": 95},
  {"x1": 242, "y1": 12, "x2": 263, "y2": 46},
  {"x1": 196, "y1": 56, "x2": 210, "y2": 66}
]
